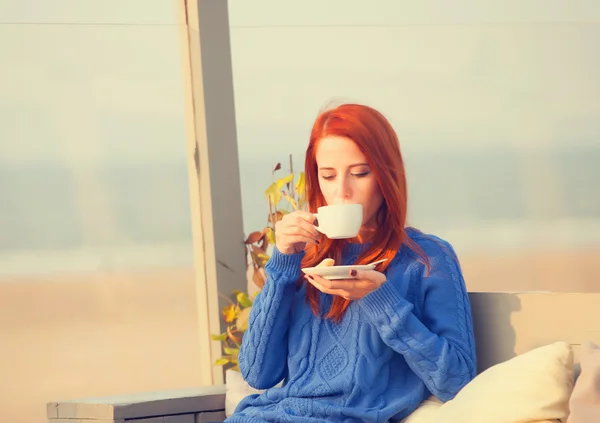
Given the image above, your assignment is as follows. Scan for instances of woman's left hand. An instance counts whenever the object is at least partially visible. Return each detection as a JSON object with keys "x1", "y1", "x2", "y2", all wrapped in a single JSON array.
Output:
[{"x1": 305, "y1": 269, "x2": 387, "y2": 301}]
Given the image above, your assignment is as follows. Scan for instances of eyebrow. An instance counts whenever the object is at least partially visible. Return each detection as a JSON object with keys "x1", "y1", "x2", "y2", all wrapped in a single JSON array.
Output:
[{"x1": 318, "y1": 163, "x2": 370, "y2": 170}]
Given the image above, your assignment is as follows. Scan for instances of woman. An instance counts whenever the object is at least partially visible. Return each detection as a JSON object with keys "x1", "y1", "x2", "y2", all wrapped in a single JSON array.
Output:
[{"x1": 228, "y1": 103, "x2": 477, "y2": 423}]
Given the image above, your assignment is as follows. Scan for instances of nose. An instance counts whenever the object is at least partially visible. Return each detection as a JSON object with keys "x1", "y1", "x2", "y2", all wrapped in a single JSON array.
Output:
[{"x1": 335, "y1": 176, "x2": 352, "y2": 202}]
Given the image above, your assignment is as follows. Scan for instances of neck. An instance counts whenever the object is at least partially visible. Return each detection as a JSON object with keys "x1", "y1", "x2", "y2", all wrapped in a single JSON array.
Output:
[{"x1": 349, "y1": 223, "x2": 378, "y2": 244}]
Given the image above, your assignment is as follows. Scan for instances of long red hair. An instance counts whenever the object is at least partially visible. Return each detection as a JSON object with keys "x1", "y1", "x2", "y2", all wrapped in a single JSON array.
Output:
[{"x1": 302, "y1": 103, "x2": 430, "y2": 322}]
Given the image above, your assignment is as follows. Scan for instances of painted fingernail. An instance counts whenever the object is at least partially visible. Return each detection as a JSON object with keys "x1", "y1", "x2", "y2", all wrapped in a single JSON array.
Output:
[
  {"x1": 350, "y1": 270, "x2": 357, "y2": 277},
  {"x1": 313, "y1": 218, "x2": 319, "y2": 227}
]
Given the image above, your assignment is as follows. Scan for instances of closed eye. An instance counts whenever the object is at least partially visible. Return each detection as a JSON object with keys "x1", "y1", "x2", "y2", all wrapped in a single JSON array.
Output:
[{"x1": 321, "y1": 171, "x2": 370, "y2": 180}]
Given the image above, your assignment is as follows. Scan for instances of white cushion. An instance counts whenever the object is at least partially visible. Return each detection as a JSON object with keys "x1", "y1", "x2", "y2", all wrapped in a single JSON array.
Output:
[
  {"x1": 403, "y1": 342, "x2": 574, "y2": 423},
  {"x1": 567, "y1": 341, "x2": 600, "y2": 423}
]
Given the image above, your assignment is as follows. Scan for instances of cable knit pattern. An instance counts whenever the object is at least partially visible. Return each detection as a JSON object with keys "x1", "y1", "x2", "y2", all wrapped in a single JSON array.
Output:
[
  {"x1": 238, "y1": 248, "x2": 305, "y2": 389},
  {"x1": 230, "y1": 229, "x2": 477, "y2": 423}
]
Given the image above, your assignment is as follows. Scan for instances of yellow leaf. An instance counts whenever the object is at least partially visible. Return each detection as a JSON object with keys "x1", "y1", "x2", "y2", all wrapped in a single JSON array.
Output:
[
  {"x1": 257, "y1": 253, "x2": 269, "y2": 267},
  {"x1": 222, "y1": 304, "x2": 238, "y2": 323},
  {"x1": 265, "y1": 182, "x2": 282, "y2": 205},
  {"x1": 211, "y1": 333, "x2": 227, "y2": 342},
  {"x1": 276, "y1": 173, "x2": 294, "y2": 190},
  {"x1": 250, "y1": 247, "x2": 270, "y2": 268},
  {"x1": 265, "y1": 227, "x2": 276, "y2": 245},
  {"x1": 295, "y1": 172, "x2": 305, "y2": 197},
  {"x1": 215, "y1": 357, "x2": 230, "y2": 366},
  {"x1": 236, "y1": 307, "x2": 251, "y2": 331},
  {"x1": 282, "y1": 192, "x2": 297, "y2": 210},
  {"x1": 236, "y1": 292, "x2": 253, "y2": 308},
  {"x1": 224, "y1": 347, "x2": 239, "y2": 356},
  {"x1": 223, "y1": 355, "x2": 239, "y2": 365}
]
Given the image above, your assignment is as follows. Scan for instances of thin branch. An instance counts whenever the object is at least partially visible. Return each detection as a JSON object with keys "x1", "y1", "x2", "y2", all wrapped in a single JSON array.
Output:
[{"x1": 218, "y1": 292, "x2": 235, "y2": 305}]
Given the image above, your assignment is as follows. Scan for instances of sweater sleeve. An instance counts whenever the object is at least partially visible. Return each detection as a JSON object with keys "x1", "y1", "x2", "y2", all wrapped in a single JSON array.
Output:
[
  {"x1": 357, "y1": 249, "x2": 477, "y2": 401},
  {"x1": 238, "y1": 247, "x2": 304, "y2": 390}
]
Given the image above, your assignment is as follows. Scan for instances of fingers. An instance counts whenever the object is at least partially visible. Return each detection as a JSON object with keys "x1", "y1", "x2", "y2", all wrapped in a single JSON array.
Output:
[
  {"x1": 282, "y1": 234, "x2": 319, "y2": 246},
  {"x1": 304, "y1": 270, "x2": 387, "y2": 301},
  {"x1": 285, "y1": 224, "x2": 319, "y2": 242},
  {"x1": 305, "y1": 274, "x2": 346, "y2": 295},
  {"x1": 350, "y1": 270, "x2": 387, "y2": 286},
  {"x1": 280, "y1": 227, "x2": 318, "y2": 245},
  {"x1": 305, "y1": 274, "x2": 366, "y2": 293},
  {"x1": 289, "y1": 213, "x2": 320, "y2": 238},
  {"x1": 276, "y1": 212, "x2": 320, "y2": 240},
  {"x1": 305, "y1": 275, "x2": 362, "y2": 301},
  {"x1": 292, "y1": 210, "x2": 318, "y2": 224},
  {"x1": 305, "y1": 271, "x2": 385, "y2": 290},
  {"x1": 274, "y1": 210, "x2": 322, "y2": 254},
  {"x1": 307, "y1": 275, "x2": 348, "y2": 290},
  {"x1": 316, "y1": 258, "x2": 335, "y2": 267}
]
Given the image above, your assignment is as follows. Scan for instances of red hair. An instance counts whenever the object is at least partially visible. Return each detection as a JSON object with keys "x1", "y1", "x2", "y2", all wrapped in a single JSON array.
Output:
[{"x1": 302, "y1": 103, "x2": 430, "y2": 322}]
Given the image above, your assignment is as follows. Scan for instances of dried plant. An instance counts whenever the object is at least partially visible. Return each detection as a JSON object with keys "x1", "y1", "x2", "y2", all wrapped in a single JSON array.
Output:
[{"x1": 212, "y1": 155, "x2": 306, "y2": 370}]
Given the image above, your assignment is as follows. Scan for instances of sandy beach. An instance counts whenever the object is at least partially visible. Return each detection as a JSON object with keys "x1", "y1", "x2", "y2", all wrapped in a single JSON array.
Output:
[
  {"x1": 1, "y1": 249, "x2": 598, "y2": 423},
  {"x1": 0, "y1": 268, "x2": 203, "y2": 423}
]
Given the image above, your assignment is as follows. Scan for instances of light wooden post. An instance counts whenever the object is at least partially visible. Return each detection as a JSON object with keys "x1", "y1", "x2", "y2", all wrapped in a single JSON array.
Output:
[{"x1": 178, "y1": 0, "x2": 247, "y2": 385}]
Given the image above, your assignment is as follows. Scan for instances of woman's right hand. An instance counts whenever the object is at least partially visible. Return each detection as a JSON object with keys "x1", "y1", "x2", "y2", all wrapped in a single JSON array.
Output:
[{"x1": 275, "y1": 210, "x2": 320, "y2": 255}]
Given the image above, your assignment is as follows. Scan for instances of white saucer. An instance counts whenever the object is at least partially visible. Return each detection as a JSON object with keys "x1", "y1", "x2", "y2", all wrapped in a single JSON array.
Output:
[{"x1": 301, "y1": 264, "x2": 376, "y2": 280}]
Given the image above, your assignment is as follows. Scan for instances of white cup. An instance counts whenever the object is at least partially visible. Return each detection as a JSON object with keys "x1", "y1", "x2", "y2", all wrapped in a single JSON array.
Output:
[{"x1": 313, "y1": 204, "x2": 363, "y2": 239}]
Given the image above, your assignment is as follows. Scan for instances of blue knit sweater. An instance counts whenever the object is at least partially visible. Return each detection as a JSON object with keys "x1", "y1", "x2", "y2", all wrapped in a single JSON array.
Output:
[{"x1": 228, "y1": 228, "x2": 477, "y2": 423}]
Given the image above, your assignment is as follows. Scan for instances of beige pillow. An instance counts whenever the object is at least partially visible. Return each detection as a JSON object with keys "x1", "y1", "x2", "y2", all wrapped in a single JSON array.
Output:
[
  {"x1": 566, "y1": 341, "x2": 600, "y2": 423},
  {"x1": 402, "y1": 342, "x2": 574, "y2": 423},
  {"x1": 401, "y1": 396, "x2": 442, "y2": 422}
]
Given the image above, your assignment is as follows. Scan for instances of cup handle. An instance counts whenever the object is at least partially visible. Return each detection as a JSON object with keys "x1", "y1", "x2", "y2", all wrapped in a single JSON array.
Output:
[{"x1": 312, "y1": 213, "x2": 324, "y2": 234}]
